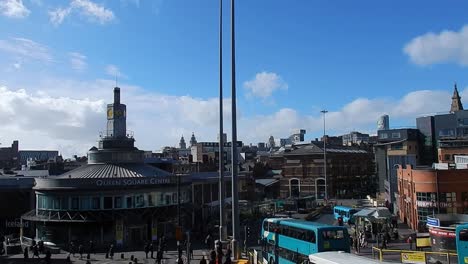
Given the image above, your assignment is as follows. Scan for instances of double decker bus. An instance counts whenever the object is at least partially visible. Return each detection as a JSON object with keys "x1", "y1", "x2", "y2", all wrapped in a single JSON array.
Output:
[
  {"x1": 261, "y1": 218, "x2": 350, "y2": 264},
  {"x1": 333, "y1": 206, "x2": 359, "y2": 224},
  {"x1": 456, "y1": 224, "x2": 468, "y2": 264}
]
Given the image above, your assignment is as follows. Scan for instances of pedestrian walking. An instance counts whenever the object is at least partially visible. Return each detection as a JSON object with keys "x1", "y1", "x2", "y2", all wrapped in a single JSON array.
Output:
[
  {"x1": 145, "y1": 242, "x2": 150, "y2": 259},
  {"x1": 23, "y1": 246, "x2": 29, "y2": 260},
  {"x1": 70, "y1": 241, "x2": 75, "y2": 257},
  {"x1": 38, "y1": 240, "x2": 44, "y2": 254},
  {"x1": 150, "y1": 242, "x2": 154, "y2": 258},
  {"x1": 205, "y1": 233, "x2": 213, "y2": 250},
  {"x1": 79, "y1": 244, "x2": 84, "y2": 259},
  {"x1": 89, "y1": 240, "x2": 94, "y2": 255},
  {"x1": 224, "y1": 248, "x2": 232, "y2": 264},
  {"x1": 209, "y1": 249, "x2": 216, "y2": 264},
  {"x1": 156, "y1": 249, "x2": 163, "y2": 264},
  {"x1": 45, "y1": 249, "x2": 51, "y2": 264},
  {"x1": 109, "y1": 243, "x2": 115, "y2": 259},
  {"x1": 161, "y1": 236, "x2": 167, "y2": 253},
  {"x1": 407, "y1": 236, "x2": 413, "y2": 250},
  {"x1": 33, "y1": 244, "x2": 39, "y2": 259},
  {"x1": 200, "y1": 255, "x2": 207, "y2": 264}
]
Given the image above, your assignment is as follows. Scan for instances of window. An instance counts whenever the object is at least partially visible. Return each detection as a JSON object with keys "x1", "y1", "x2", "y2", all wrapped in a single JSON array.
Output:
[
  {"x1": 61, "y1": 197, "x2": 68, "y2": 210},
  {"x1": 80, "y1": 197, "x2": 90, "y2": 210},
  {"x1": 392, "y1": 132, "x2": 401, "y2": 138},
  {"x1": 379, "y1": 133, "x2": 388, "y2": 139},
  {"x1": 391, "y1": 143, "x2": 403, "y2": 150},
  {"x1": 439, "y1": 129, "x2": 455, "y2": 137},
  {"x1": 322, "y1": 230, "x2": 344, "y2": 240},
  {"x1": 114, "y1": 197, "x2": 122, "y2": 209},
  {"x1": 126, "y1": 196, "x2": 133, "y2": 208},
  {"x1": 104, "y1": 197, "x2": 113, "y2": 209},
  {"x1": 148, "y1": 194, "x2": 153, "y2": 206},
  {"x1": 92, "y1": 197, "x2": 100, "y2": 209},
  {"x1": 135, "y1": 194, "x2": 145, "y2": 207},
  {"x1": 460, "y1": 229, "x2": 468, "y2": 241},
  {"x1": 71, "y1": 197, "x2": 79, "y2": 210}
]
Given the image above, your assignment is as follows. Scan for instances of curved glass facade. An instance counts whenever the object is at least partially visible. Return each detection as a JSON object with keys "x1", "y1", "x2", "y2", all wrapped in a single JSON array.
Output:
[{"x1": 36, "y1": 189, "x2": 191, "y2": 211}]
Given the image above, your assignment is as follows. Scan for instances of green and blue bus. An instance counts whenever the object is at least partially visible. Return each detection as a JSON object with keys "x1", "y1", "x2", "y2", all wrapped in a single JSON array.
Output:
[
  {"x1": 333, "y1": 206, "x2": 359, "y2": 224},
  {"x1": 456, "y1": 224, "x2": 468, "y2": 264},
  {"x1": 261, "y1": 218, "x2": 350, "y2": 264}
]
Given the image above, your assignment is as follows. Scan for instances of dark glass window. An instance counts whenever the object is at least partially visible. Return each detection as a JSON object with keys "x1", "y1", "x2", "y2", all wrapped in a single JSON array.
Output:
[
  {"x1": 71, "y1": 197, "x2": 79, "y2": 210},
  {"x1": 92, "y1": 197, "x2": 100, "y2": 209},
  {"x1": 61, "y1": 197, "x2": 68, "y2": 210},
  {"x1": 114, "y1": 197, "x2": 122, "y2": 208},
  {"x1": 104, "y1": 197, "x2": 113, "y2": 209},
  {"x1": 460, "y1": 229, "x2": 468, "y2": 241},
  {"x1": 126, "y1": 197, "x2": 133, "y2": 208}
]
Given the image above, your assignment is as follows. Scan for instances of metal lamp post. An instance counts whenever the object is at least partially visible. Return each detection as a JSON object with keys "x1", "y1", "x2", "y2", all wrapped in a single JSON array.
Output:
[{"x1": 321, "y1": 110, "x2": 328, "y2": 202}]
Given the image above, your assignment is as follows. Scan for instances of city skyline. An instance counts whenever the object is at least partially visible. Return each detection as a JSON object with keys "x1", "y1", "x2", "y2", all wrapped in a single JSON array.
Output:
[{"x1": 1, "y1": 0, "x2": 468, "y2": 156}]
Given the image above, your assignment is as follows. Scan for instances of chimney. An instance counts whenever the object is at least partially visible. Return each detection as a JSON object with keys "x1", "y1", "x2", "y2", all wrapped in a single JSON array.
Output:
[{"x1": 114, "y1": 87, "x2": 120, "y2": 105}]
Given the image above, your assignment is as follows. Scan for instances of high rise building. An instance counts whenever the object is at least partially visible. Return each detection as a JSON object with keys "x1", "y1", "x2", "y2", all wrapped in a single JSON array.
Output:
[{"x1": 377, "y1": 115, "x2": 390, "y2": 131}]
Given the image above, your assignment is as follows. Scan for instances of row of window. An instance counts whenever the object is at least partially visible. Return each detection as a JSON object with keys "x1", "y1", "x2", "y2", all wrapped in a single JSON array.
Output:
[
  {"x1": 262, "y1": 240, "x2": 309, "y2": 264},
  {"x1": 37, "y1": 191, "x2": 191, "y2": 211},
  {"x1": 379, "y1": 132, "x2": 401, "y2": 139}
]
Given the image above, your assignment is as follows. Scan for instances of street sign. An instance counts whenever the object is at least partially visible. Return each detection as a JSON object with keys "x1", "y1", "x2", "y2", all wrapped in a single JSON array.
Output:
[
  {"x1": 401, "y1": 252, "x2": 425, "y2": 263},
  {"x1": 427, "y1": 217, "x2": 440, "y2": 227}
]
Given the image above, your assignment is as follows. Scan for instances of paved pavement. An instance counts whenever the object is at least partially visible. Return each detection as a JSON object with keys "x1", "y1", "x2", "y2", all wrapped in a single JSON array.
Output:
[{"x1": 3, "y1": 248, "x2": 217, "y2": 264}]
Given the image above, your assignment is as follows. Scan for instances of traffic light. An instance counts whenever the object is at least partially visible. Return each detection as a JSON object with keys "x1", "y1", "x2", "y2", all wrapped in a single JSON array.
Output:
[
  {"x1": 246, "y1": 226, "x2": 251, "y2": 238},
  {"x1": 338, "y1": 217, "x2": 343, "y2": 226}
]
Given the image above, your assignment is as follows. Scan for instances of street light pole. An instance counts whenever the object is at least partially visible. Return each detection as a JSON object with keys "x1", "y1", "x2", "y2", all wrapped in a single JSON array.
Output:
[
  {"x1": 230, "y1": 0, "x2": 240, "y2": 260},
  {"x1": 218, "y1": 0, "x2": 226, "y2": 243},
  {"x1": 321, "y1": 110, "x2": 328, "y2": 202}
]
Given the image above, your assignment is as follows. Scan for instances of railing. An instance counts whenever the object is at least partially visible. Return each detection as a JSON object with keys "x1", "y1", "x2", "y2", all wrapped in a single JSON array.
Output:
[
  {"x1": 98, "y1": 130, "x2": 134, "y2": 138},
  {"x1": 372, "y1": 246, "x2": 458, "y2": 263}
]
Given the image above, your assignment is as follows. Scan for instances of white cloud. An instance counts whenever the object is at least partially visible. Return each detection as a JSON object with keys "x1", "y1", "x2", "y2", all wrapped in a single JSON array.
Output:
[
  {"x1": 48, "y1": 0, "x2": 114, "y2": 26},
  {"x1": 0, "y1": 37, "x2": 53, "y2": 63},
  {"x1": 105, "y1": 64, "x2": 126, "y2": 79},
  {"x1": 69, "y1": 52, "x2": 87, "y2": 72},
  {"x1": 244, "y1": 71, "x2": 288, "y2": 99},
  {"x1": 48, "y1": 7, "x2": 71, "y2": 26},
  {"x1": 0, "y1": 0, "x2": 30, "y2": 18},
  {"x1": 0, "y1": 75, "x2": 461, "y2": 158},
  {"x1": 404, "y1": 25, "x2": 468, "y2": 66}
]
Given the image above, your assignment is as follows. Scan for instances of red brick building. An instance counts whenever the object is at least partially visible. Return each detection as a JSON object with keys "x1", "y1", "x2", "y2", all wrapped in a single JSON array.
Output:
[{"x1": 397, "y1": 165, "x2": 468, "y2": 231}]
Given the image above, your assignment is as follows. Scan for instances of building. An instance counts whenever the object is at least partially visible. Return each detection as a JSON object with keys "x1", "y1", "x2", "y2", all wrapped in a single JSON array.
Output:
[
  {"x1": 450, "y1": 84, "x2": 464, "y2": 113},
  {"x1": 278, "y1": 129, "x2": 307, "y2": 147},
  {"x1": 341, "y1": 131, "x2": 370, "y2": 146},
  {"x1": 269, "y1": 141, "x2": 376, "y2": 200},
  {"x1": 0, "y1": 140, "x2": 19, "y2": 168},
  {"x1": 377, "y1": 115, "x2": 390, "y2": 131},
  {"x1": 375, "y1": 128, "x2": 421, "y2": 212},
  {"x1": 416, "y1": 116, "x2": 436, "y2": 165},
  {"x1": 397, "y1": 164, "x2": 468, "y2": 232},
  {"x1": 18, "y1": 150, "x2": 59, "y2": 166},
  {"x1": 21, "y1": 88, "x2": 191, "y2": 248},
  {"x1": 190, "y1": 141, "x2": 243, "y2": 166}
]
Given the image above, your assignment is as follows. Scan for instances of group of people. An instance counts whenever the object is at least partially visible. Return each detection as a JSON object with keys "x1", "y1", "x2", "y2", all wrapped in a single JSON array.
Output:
[
  {"x1": 23, "y1": 239, "x2": 52, "y2": 264},
  {"x1": 68, "y1": 240, "x2": 95, "y2": 259},
  {"x1": 199, "y1": 239, "x2": 231, "y2": 264},
  {"x1": 143, "y1": 237, "x2": 167, "y2": 264}
]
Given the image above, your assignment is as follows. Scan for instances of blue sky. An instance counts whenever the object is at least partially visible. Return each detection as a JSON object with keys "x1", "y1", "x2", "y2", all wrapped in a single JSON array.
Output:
[{"x1": 1, "y1": 0, "x2": 468, "y2": 156}]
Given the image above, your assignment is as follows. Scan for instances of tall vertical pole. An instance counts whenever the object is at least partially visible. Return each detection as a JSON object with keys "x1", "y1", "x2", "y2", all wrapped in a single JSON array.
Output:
[
  {"x1": 218, "y1": 0, "x2": 226, "y2": 243},
  {"x1": 177, "y1": 167, "x2": 181, "y2": 259},
  {"x1": 321, "y1": 110, "x2": 328, "y2": 202},
  {"x1": 231, "y1": 0, "x2": 240, "y2": 260}
]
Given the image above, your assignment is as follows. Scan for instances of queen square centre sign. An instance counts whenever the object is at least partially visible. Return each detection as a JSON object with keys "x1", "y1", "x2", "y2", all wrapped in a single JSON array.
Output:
[{"x1": 96, "y1": 178, "x2": 171, "y2": 187}]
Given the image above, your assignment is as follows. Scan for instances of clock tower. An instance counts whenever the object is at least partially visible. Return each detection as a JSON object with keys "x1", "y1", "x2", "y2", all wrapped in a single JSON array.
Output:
[{"x1": 107, "y1": 87, "x2": 127, "y2": 138}]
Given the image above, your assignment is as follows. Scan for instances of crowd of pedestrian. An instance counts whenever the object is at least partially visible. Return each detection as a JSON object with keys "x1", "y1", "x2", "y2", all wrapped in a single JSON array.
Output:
[{"x1": 22, "y1": 239, "x2": 52, "y2": 264}]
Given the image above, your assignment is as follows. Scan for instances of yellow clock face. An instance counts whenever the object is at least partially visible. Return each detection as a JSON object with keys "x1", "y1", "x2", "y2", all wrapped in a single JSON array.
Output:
[{"x1": 107, "y1": 107, "x2": 113, "y2": 119}]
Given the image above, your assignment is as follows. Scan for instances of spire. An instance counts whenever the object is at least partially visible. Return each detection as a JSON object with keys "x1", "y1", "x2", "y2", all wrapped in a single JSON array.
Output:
[
  {"x1": 190, "y1": 132, "x2": 197, "y2": 147},
  {"x1": 179, "y1": 135, "x2": 186, "y2": 149},
  {"x1": 450, "y1": 83, "x2": 464, "y2": 113}
]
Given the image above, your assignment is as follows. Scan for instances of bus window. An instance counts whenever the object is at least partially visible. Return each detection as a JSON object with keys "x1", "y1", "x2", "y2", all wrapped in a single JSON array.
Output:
[
  {"x1": 322, "y1": 230, "x2": 344, "y2": 240},
  {"x1": 460, "y1": 229, "x2": 468, "y2": 241},
  {"x1": 308, "y1": 231, "x2": 316, "y2": 243},
  {"x1": 263, "y1": 221, "x2": 268, "y2": 232}
]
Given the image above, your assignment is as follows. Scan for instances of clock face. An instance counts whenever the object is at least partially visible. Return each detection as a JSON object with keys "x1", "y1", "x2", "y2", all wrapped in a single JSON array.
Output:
[{"x1": 107, "y1": 107, "x2": 113, "y2": 119}]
